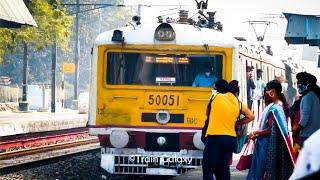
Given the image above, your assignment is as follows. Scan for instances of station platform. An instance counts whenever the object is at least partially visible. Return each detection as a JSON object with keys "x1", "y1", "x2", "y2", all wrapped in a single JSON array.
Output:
[
  {"x1": 171, "y1": 153, "x2": 248, "y2": 180},
  {"x1": 0, "y1": 110, "x2": 88, "y2": 137}
]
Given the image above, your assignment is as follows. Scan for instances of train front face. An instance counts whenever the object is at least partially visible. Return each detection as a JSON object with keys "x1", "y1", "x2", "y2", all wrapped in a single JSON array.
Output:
[{"x1": 89, "y1": 23, "x2": 236, "y2": 175}]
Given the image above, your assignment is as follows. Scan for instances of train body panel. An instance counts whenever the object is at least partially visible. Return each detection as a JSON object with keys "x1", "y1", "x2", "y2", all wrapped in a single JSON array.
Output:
[
  {"x1": 89, "y1": 21, "x2": 296, "y2": 175},
  {"x1": 90, "y1": 44, "x2": 234, "y2": 131}
]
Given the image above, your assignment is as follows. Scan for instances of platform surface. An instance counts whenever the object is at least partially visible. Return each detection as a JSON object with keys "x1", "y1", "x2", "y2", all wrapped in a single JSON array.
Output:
[
  {"x1": 0, "y1": 110, "x2": 88, "y2": 137},
  {"x1": 171, "y1": 153, "x2": 248, "y2": 180}
]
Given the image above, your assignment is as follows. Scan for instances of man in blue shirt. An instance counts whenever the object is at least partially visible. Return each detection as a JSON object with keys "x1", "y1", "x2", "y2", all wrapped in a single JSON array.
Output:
[{"x1": 192, "y1": 67, "x2": 217, "y2": 87}]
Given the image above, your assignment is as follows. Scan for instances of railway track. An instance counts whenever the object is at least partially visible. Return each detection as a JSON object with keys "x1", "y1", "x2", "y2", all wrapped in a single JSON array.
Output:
[
  {"x1": 0, "y1": 128, "x2": 100, "y2": 175},
  {"x1": 0, "y1": 137, "x2": 98, "y2": 160},
  {"x1": 0, "y1": 129, "x2": 174, "y2": 179},
  {"x1": 0, "y1": 127, "x2": 95, "y2": 158}
]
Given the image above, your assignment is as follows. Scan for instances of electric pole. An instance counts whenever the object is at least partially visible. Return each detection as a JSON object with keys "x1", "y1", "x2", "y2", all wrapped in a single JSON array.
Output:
[
  {"x1": 51, "y1": 40, "x2": 57, "y2": 113},
  {"x1": 19, "y1": 42, "x2": 29, "y2": 111},
  {"x1": 74, "y1": 0, "x2": 80, "y2": 100}
]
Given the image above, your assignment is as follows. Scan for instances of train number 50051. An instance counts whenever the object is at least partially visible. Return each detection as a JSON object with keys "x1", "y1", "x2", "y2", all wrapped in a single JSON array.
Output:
[{"x1": 148, "y1": 95, "x2": 180, "y2": 106}]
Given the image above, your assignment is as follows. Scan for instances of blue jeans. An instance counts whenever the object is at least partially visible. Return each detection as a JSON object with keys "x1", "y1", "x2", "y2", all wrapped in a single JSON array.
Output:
[{"x1": 202, "y1": 135, "x2": 236, "y2": 180}]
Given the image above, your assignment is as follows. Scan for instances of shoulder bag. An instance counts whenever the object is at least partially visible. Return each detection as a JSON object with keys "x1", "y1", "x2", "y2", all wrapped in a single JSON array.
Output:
[{"x1": 201, "y1": 93, "x2": 218, "y2": 143}]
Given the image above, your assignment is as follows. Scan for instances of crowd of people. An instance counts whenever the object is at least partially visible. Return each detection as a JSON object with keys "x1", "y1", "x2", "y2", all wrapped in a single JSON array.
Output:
[{"x1": 201, "y1": 69, "x2": 320, "y2": 180}]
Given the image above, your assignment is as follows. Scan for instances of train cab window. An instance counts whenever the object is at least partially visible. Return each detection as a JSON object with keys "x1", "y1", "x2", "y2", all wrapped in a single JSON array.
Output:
[{"x1": 106, "y1": 52, "x2": 223, "y2": 87}]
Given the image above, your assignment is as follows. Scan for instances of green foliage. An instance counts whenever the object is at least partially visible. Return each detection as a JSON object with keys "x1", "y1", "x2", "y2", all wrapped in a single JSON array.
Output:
[
  {"x1": 62, "y1": 0, "x2": 132, "y2": 92},
  {"x1": 0, "y1": 0, "x2": 132, "y2": 93},
  {"x1": 0, "y1": 0, "x2": 73, "y2": 62}
]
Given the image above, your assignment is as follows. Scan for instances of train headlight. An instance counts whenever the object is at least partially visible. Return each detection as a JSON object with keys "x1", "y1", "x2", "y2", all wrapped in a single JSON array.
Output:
[
  {"x1": 109, "y1": 130, "x2": 129, "y2": 148},
  {"x1": 154, "y1": 23, "x2": 175, "y2": 41},
  {"x1": 157, "y1": 136, "x2": 166, "y2": 146},
  {"x1": 193, "y1": 131, "x2": 205, "y2": 150},
  {"x1": 156, "y1": 110, "x2": 170, "y2": 125}
]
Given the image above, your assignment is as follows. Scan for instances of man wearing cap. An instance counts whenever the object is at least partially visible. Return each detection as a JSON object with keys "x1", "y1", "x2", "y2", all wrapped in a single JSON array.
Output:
[
  {"x1": 192, "y1": 66, "x2": 217, "y2": 87},
  {"x1": 246, "y1": 66, "x2": 256, "y2": 109}
]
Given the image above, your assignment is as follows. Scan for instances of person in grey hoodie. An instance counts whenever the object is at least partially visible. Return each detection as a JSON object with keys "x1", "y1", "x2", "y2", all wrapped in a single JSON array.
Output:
[{"x1": 293, "y1": 72, "x2": 320, "y2": 147}]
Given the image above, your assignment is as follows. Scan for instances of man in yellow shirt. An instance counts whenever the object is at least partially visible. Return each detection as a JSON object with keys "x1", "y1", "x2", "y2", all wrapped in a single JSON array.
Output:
[{"x1": 203, "y1": 80, "x2": 254, "y2": 180}]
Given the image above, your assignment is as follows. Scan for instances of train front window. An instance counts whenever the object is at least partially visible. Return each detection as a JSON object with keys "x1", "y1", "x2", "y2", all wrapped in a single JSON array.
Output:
[{"x1": 106, "y1": 52, "x2": 223, "y2": 87}]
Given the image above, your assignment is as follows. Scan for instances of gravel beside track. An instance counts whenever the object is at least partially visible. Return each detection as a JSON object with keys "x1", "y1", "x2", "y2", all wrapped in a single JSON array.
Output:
[
  {"x1": 0, "y1": 149, "x2": 104, "y2": 180},
  {"x1": 0, "y1": 148, "x2": 177, "y2": 180}
]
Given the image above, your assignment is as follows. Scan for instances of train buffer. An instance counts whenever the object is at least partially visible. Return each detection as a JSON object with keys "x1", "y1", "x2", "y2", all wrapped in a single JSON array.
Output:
[{"x1": 0, "y1": 110, "x2": 88, "y2": 137}]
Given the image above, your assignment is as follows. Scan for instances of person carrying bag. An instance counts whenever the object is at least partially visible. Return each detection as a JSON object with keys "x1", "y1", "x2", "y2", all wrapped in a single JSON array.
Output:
[
  {"x1": 202, "y1": 80, "x2": 254, "y2": 180},
  {"x1": 201, "y1": 93, "x2": 218, "y2": 143},
  {"x1": 201, "y1": 79, "x2": 229, "y2": 143},
  {"x1": 246, "y1": 80, "x2": 295, "y2": 180}
]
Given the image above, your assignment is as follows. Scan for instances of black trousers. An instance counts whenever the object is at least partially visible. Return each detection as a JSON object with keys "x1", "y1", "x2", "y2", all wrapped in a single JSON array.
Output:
[{"x1": 202, "y1": 135, "x2": 236, "y2": 180}]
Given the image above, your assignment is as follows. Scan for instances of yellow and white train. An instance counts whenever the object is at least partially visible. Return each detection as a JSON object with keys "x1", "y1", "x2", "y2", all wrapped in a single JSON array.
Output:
[{"x1": 88, "y1": 11, "x2": 296, "y2": 176}]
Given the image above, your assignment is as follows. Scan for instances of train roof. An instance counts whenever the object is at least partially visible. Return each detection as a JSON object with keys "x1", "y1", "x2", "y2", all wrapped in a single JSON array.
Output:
[{"x1": 95, "y1": 23, "x2": 238, "y2": 48}]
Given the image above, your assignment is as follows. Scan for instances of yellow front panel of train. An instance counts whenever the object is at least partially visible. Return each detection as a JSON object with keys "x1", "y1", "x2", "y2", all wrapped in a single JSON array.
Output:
[{"x1": 96, "y1": 45, "x2": 233, "y2": 128}]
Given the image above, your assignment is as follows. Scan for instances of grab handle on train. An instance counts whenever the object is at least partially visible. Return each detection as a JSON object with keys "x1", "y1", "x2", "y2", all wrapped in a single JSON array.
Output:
[
  {"x1": 188, "y1": 98, "x2": 209, "y2": 101},
  {"x1": 113, "y1": 96, "x2": 138, "y2": 99}
]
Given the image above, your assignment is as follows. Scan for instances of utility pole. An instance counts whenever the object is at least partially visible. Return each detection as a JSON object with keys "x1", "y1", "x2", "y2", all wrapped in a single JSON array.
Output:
[
  {"x1": 74, "y1": 0, "x2": 80, "y2": 100},
  {"x1": 61, "y1": 73, "x2": 64, "y2": 108},
  {"x1": 51, "y1": 40, "x2": 57, "y2": 113},
  {"x1": 22, "y1": 42, "x2": 28, "y2": 102},
  {"x1": 19, "y1": 42, "x2": 29, "y2": 111}
]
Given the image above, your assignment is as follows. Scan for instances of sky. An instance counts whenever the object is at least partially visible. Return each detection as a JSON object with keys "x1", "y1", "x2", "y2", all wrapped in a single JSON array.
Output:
[{"x1": 124, "y1": 0, "x2": 320, "y2": 74}]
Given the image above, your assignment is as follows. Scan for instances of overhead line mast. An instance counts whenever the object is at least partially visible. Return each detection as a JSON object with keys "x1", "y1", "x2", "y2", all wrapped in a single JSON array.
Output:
[{"x1": 244, "y1": 20, "x2": 277, "y2": 50}]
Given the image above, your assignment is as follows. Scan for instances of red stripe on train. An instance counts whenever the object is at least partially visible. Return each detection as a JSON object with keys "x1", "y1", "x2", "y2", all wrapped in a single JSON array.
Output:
[{"x1": 88, "y1": 124, "x2": 202, "y2": 130}]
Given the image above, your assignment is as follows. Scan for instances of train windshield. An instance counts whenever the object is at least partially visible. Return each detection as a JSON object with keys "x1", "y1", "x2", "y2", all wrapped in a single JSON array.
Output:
[{"x1": 106, "y1": 52, "x2": 223, "y2": 87}]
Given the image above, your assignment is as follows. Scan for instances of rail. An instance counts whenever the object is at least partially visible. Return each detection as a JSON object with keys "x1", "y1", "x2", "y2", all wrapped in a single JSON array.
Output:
[{"x1": 0, "y1": 128, "x2": 100, "y2": 175}]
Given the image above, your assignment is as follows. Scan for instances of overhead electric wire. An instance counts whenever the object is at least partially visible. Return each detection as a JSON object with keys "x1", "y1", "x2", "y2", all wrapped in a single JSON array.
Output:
[{"x1": 61, "y1": 3, "x2": 192, "y2": 15}]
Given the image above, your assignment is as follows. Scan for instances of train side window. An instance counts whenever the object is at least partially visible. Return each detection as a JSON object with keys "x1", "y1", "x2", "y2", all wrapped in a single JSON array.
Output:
[
  {"x1": 189, "y1": 55, "x2": 223, "y2": 87},
  {"x1": 267, "y1": 66, "x2": 270, "y2": 82},
  {"x1": 263, "y1": 65, "x2": 266, "y2": 81},
  {"x1": 245, "y1": 60, "x2": 248, "y2": 70},
  {"x1": 242, "y1": 57, "x2": 247, "y2": 101}
]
